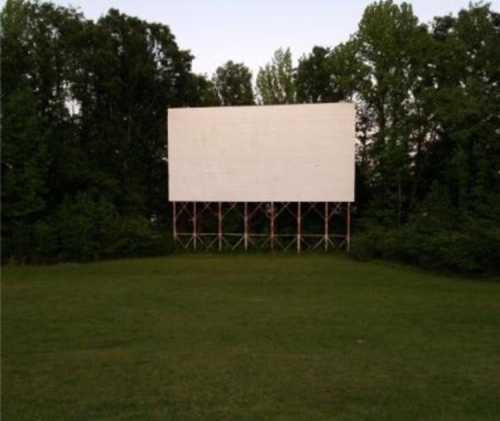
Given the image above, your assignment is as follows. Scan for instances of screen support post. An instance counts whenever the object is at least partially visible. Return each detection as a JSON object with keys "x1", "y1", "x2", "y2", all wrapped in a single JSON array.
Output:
[{"x1": 172, "y1": 201, "x2": 351, "y2": 253}]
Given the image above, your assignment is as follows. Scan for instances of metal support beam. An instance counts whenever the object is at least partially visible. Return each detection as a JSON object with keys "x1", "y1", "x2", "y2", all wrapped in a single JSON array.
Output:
[
  {"x1": 172, "y1": 201, "x2": 350, "y2": 253},
  {"x1": 244, "y1": 202, "x2": 248, "y2": 251},
  {"x1": 193, "y1": 202, "x2": 197, "y2": 251},
  {"x1": 297, "y1": 202, "x2": 302, "y2": 253},
  {"x1": 218, "y1": 202, "x2": 222, "y2": 252},
  {"x1": 173, "y1": 201, "x2": 177, "y2": 242},
  {"x1": 324, "y1": 202, "x2": 328, "y2": 252},
  {"x1": 270, "y1": 202, "x2": 274, "y2": 250},
  {"x1": 347, "y1": 202, "x2": 351, "y2": 253}
]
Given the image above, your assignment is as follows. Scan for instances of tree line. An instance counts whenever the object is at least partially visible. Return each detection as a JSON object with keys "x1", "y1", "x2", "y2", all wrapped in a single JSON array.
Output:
[{"x1": 2, "y1": 0, "x2": 499, "y2": 273}]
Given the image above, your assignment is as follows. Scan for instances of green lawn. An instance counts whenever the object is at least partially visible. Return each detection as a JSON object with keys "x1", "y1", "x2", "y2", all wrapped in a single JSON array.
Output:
[{"x1": 2, "y1": 255, "x2": 500, "y2": 420}]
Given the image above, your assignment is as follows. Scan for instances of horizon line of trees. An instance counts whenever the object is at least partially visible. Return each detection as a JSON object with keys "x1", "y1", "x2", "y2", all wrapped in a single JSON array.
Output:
[{"x1": 2, "y1": 0, "x2": 499, "y2": 273}]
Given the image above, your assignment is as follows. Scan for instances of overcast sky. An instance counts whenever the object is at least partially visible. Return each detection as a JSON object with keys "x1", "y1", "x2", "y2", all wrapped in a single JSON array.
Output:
[{"x1": 11, "y1": 0, "x2": 500, "y2": 76}]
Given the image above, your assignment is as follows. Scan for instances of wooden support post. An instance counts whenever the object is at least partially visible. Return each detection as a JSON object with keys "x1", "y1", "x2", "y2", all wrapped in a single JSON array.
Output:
[
  {"x1": 218, "y1": 202, "x2": 222, "y2": 252},
  {"x1": 193, "y1": 202, "x2": 197, "y2": 251},
  {"x1": 270, "y1": 202, "x2": 275, "y2": 251},
  {"x1": 244, "y1": 202, "x2": 248, "y2": 251},
  {"x1": 324, "y1": 202, "x2": 328, "y2": 252},
  {"x1": 297, "y1": 202, "x2": 302, "y2": 253},
  {"x1": 347, "y1": 202, "x2": 351, "y2": 253}
]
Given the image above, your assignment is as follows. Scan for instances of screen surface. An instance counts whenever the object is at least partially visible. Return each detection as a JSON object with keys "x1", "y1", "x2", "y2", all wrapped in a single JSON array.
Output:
[{"x1": 168, "y1": 102, "x2": 355, "y2": 202}]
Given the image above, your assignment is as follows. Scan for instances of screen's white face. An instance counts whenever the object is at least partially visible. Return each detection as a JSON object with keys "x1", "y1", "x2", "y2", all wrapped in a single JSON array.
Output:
[{"x1": 168, "y1": 102, "x2": 355, "y2": 202}]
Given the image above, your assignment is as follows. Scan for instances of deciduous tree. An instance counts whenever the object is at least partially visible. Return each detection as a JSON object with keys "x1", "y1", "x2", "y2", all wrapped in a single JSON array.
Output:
[
  {"x1": 256, "y1": 48, "x2": 295, "y2": 104},
  {"x1": 212, "y1": 61, "x2": 254, "y2": 105}
]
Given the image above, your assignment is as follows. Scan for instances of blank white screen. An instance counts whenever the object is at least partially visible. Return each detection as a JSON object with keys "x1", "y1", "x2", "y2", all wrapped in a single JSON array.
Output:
[{"x1": 168, "y1": 102, "x2": 355, "y2": 202}]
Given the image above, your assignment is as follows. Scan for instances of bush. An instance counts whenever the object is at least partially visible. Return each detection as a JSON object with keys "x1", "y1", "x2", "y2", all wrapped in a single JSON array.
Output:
[
  {"x1": 53, "y1": 194, "x2": 116, "y2": 261},
  {"x1": 33, "y1": 220, "x2": 59, "y2": 261},
  {"x1": 104, "y1": 216, "x2": 175, "y2": 258},
  {"x1": 349, "y1": 228, "x2": 381, "y2": 261},
  {"x1": 15, "y1": 193, "x2": 175, "y2": 263},
  {"x1": 350, "y1": 217, "x2": 500, "y2": 275},
  {"x1": 1, "y1": 222, "x2": 34, "y2": 264}
]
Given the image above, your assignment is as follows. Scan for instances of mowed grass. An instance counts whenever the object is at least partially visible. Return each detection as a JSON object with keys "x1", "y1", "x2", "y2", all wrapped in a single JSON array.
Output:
[{"x1": 2, "y1": 255, "x2": 500, "y2": 421}]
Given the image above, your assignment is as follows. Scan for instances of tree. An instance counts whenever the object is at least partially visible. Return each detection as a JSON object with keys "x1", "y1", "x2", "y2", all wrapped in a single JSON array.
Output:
[
  {"x1": 185, "y1": 74, "x2": 220, "y2": 106},
  {"x1": 295, "y1": 43, "x2": 358, "y2": 104},
  {"x1": 212, "y1": 61, "x2": 254, "y2": 105},
  {"x1": 1, "y1": 0, "x2": 74, "y2": 258},
  {"x1": 74, "y1": 9, "x2": 198, "y2": 219},
  {"x1": 349, "y1": 2, "x2": 500, "y2": 273},
  {"x1": 296, "y1": 47, "x2": 333, "y2": 103},
  {"x1": 425, "y1": 4, "x2": 500, "y2": 213},
  {"x1": 1, "y1": 1, "x2": 217, "y2": 261},
  {"x1": 351, "y1": 0, "x2": 434, "y2": 223},
  {"x1": 256, "y1": 48, "x2": 295, "y2": 104}
]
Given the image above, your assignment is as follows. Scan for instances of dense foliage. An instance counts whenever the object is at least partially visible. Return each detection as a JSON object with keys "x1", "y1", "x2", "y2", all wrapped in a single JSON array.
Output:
[
  {"x1": 1, "y1": 0, "x2": 208, "y2": 261},
  {"x1": 2, "y1": 0, "x2": 499, "y2": 273},
  {"x1": 256, "y1": 48, "x2": 295, "y2": 104},
  {"x1": 213, "y1": 60, "x2": 254, "y2": 105},
  {"x1": 348, "y1": 2, "x2": 500, "y2": 274}
]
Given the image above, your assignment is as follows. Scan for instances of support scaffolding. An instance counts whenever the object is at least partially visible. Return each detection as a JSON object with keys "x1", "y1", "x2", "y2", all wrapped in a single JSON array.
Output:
[{"x1": 172, "y1": 202, "x2": 351, "y2": 253}]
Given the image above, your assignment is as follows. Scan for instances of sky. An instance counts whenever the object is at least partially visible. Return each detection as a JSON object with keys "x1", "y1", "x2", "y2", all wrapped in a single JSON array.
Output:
[{"x1": 11, "y1": 0, "x2": 500, "y2": 76}]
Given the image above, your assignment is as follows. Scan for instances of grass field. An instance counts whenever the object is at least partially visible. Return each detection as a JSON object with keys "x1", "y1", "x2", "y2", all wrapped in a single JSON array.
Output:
[{"x1": 2, "y1": 255, "x2": 500, "y2": 420}]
